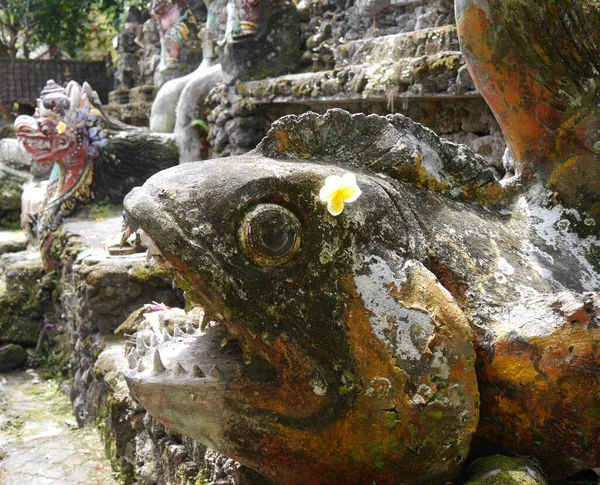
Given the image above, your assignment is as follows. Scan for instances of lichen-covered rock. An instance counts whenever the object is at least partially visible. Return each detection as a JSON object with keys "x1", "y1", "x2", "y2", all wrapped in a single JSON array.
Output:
[
  {"x1": 0, "y1": 251, "x2": 53, "y2": 345},
  {"x1": 0, "y1": 174, "x2": 24, "y2": 229},
  {"x1": 456, "y1": 0, "x2": 600, "y2": 236},
  {"x1": 0, "y1": 343, "x2": 27, "y2": 372},
  {"x1": 123, "y1": 109, "x2": 599, "y2": 484},
  {"x1": 464, "y1": 455, "x2": 548, "y2": 485},
  {"x1": 0, "y1": 231, "x2": 27, "y2": 256}
]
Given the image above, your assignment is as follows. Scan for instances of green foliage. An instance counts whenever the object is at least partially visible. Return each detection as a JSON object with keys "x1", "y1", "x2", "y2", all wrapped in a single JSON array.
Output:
[
  {"x1": 190, "y1": 118, "x2": 210, "y2": 133},
  {"x1": 0, "y1": 0, "x2": 151, "y2": 58}
]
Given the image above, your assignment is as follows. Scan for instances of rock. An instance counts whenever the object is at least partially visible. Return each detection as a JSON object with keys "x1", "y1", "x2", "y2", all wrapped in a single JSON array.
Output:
[
  {"x1": 221, "y1": 1, "x2": 301, "y2": 84},
  {"x1": 0, "y1": 251, "x2": 51, "y2": 345},
  {"x1": 0, "y1": 173, "x2": 24, "y2": 229},
  {"x1": 464, "y1": 455, "x2": 548, "y2": 485},
  {"x1": 0, "y1": 231, "x2": 27, "y2": 255},
  {"x1": 0, "y1": 343, "x2": 26, "y2": 372}
]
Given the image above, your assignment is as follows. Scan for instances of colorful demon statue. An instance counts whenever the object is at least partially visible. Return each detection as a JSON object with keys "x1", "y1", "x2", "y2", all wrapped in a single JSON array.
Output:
[
  {"x1": 15, "y1": 80, "x2": 179, "y2": 270},
  {"x1": 151, "y1": 0, "x2": 192, "y2": 70},
  {"x1": 225, "y1": 0, "x2": 261, "y2": 41},
  {"x1": 15, "y1": 81, "x2": 107, "y2": 268}
]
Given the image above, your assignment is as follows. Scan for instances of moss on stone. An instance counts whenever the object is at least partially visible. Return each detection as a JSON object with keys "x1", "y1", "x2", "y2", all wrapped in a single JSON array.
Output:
[{"x1": 464, "y1": 455, "x2": 548, "y2": 485}]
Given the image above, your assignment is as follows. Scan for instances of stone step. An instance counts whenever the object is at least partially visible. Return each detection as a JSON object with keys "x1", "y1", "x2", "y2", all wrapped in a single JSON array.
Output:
[
  {"x1": 334, "y1": 25, "x2": 460, "y2": 67},
  {"x1": 108, "y1": 89, "x2": 130, "y2": 105},
  {"x1": 129, "y1": 85, "x2": 156, "y2": 105},
  {"x1": 105, "y1": 102, "x2": 152, "y2": 127},
  {"x1": 238, "y1": 50, "x2": 475, "y2": 107}
]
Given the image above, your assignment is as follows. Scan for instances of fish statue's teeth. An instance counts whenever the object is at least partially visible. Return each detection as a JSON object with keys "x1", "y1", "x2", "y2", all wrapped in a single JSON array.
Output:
[
  {"x1": 121, "y1": 226, "x2": 133, "y2": 245},
  {"x1": 173, "y1": 324, "x2": 184, "y2": 338},
  {"x1": 162, "y1": 328, "x2": 171, "y2": 341},
  {"x1": 150, "y1": 334, "x2": 159, "y2": 347},
  {"x1": 186, "y1": 321, "x2": 195, "y2": 334},
  {"x1": 209, "y1": 364, "x2": 224, "y2": 379},
  {"x1": 128, "y1": 352, "x2": 137, "y2": 369},
  {"x1": 137, "y1": 337, "x2": 148, "y2": 355},
  {"x1": 137, "y1": 359, "x2": 145, "y2": 372},
  {"x1": 175, "y1": 363, "x2": 186, "y2": 375},
  {"x1": 191, "y1": 364, "x2": 205, "y2": 378},
  {"x1": 153, "y1": 349, "x2": 166, "y2": 374}
]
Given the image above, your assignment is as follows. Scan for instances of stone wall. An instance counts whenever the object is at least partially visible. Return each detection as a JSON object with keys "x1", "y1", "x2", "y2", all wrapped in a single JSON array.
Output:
[
  {"x1": 106, "y1": 0, "x2": 505, "y2": 174},
  {"x1": 29, "y1": 215, "x2": 266, "y2": 484},
  {"x1": 202, "y1": 0, "x2": 506, "y2": 171}
]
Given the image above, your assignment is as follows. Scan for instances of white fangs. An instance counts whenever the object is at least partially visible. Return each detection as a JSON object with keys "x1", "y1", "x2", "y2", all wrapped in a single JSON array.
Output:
[
  {"x1": 153, "y1": 349, "x2": 166, "y2": 373},
  {"x1": 126, "y1": 308, "x2": 223, "y2": 380},
  {"x1": 173, "y1": 324, "x2": 184, "y2": 338}
]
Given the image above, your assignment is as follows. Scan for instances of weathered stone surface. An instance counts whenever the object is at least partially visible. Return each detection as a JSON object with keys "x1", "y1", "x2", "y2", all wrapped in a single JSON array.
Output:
[
  {"x1": 222, "y1": 1, "x2": 301, "y2": 84},
  {"x1": 123, "y1": 110, "x2": 491, "y2": 484},
  {"x1": 472, "y1": 292, "x2": 600, "y2": 481},
  {"x1": 0, "y1": 372, "x2": 118, "y2": 485},
  {"x1": 464, "y1": 455, "x2": 548, "y2": 485},
  {"x1": 123, "y1": 109, "x2": 600, "y2": 483},
  {"x1": 0, "y1": 231, "x2": 27, "y2": 256},
  {"x1": 0, "y1": 251, "x2": 53, "y2": 346},
  {"x1": 0, "y1": 343, "x2": 26, "y2": 372},
  {"x1": 456, "y1": 0, "x2": 600, "y2": 236},
  {"x1": 0, "y1": 174, "x2": 24, "y2": 229}
]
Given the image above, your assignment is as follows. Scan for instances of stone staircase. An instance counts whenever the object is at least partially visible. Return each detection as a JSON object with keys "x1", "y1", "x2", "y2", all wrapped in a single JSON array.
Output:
[
  {"x1": 105, "y1": 85, "x2": 156, "y2": 127},
  {"x1": 207, "y1": 14, "x2": 505, "y2": 171},
  {"x1": 239, "y1": 24, "x2": 473, "y2": 106}
]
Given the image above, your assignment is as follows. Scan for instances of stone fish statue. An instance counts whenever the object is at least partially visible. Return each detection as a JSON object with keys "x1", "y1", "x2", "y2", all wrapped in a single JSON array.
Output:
[
  {"x1": 122, "y1": 108, "x2": 599, "y2": 483},
  {"x1": 14, "y1": 80, "x2": 178, "y2": 270}
]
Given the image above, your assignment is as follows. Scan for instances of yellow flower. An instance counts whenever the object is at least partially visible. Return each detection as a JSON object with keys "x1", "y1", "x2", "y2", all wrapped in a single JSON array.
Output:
[
  {"x1": 319, "y1": 172, "x2": 362, "y2": 216},
  {"x1": 56, "y1": 122, "x2": 67, "y2": 134}
]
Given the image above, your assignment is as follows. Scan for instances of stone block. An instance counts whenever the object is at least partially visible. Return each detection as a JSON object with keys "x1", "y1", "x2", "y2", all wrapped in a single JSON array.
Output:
[{"x1": 0, "y1": 343, "x2": 26, "y2": 371}]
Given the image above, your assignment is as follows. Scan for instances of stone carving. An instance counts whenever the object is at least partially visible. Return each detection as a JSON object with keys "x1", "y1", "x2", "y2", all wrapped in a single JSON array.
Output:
[
  {"x1": 456, "y1": 0, "x2": 600, "y2": 237},
  {"x1": 225, "y1": 0, "x2": 261, "y2": 41},
  {"x1": 221, "y1": 0, "x2": 300, "y2": 83},
  {"x1": 150, "y1": 0, "x2": 221, "y2": 135},
  {"x1": 14, "y1": 80, "x2": 178, "y2": 270},
  {"x1": 151, "y1": 0, "x2": 192, "y2": 71},
  {"x1": 122, "y1": 108, "x2": 600, "y2": 483}
]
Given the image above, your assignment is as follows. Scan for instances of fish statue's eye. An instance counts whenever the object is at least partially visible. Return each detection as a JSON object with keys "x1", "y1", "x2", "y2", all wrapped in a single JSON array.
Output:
[{"x1": 238, "y1": 203, "x2": 302, "y2": 267}]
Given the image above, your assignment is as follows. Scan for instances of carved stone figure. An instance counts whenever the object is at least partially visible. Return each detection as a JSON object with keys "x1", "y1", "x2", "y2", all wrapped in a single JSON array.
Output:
[
  {"x1": 221, "y1": 0, "x2": 300, "y2": 83},
  {"x1": 150, "y1": 0, "x2": 222, "y2": 144},
  {"x1": 456, "y1": 0, "x2": 600, "y2": 238},
  {"x1": 122, "y1": 107, "x2": 599, "y2": 483},
  {"x1": 14, "y1": 80, "x2": 178, "y2": 270},
  {"x1": 225, "y1": 0, "x2": 261, "y2": 41},
  {"x1": 120, "y1": 0, "x2": 600, "y2": 482},
  {"x1": 151, "y1": 0, "x2": 192, "y2": 71}
]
